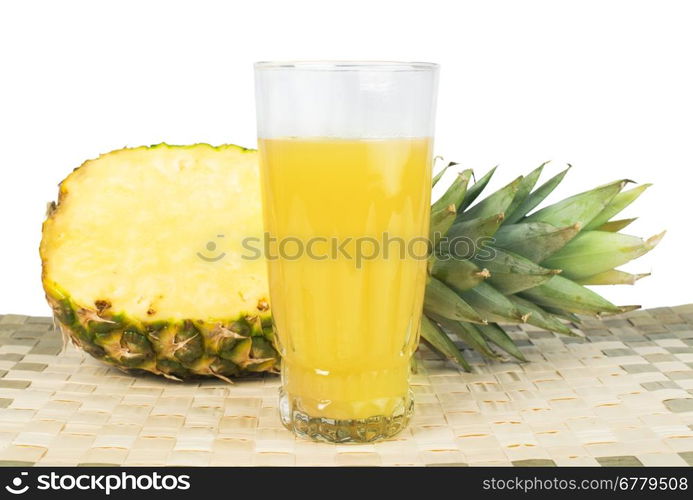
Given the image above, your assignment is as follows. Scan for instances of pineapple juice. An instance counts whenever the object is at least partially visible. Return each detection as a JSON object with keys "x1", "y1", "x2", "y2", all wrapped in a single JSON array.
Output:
[{"x1": 259, "y1": 137, "x2": 433, "y2": 420}]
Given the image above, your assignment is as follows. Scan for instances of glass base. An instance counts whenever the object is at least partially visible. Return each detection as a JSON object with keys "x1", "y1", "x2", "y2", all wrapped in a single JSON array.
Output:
[{"x1": 279, "y1": 388, "x2": 414, "y2": 443}]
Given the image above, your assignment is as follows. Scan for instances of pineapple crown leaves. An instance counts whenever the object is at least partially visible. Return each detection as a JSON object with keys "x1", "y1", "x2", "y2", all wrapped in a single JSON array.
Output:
[{"x1": 423, "y1": 162, "x2": 664, "y2": 371}]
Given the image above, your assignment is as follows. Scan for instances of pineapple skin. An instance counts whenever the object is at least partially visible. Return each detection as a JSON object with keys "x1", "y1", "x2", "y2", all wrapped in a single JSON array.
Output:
[
  {"x1": 40, "y1": 144, "x2": 280, "y2": 380},
  {"x1": 45, "y1": 284, "x2": 277, "y2": 380}
]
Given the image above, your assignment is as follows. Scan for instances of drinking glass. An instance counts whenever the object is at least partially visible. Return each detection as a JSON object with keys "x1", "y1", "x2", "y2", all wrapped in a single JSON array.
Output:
[{"x1": 255, "y1": 61, "x2": 438, "y2": 442}]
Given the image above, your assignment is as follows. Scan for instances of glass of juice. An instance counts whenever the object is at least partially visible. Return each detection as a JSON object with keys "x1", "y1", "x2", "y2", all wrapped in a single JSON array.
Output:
[{"x1": 254, "y1": 61, "x2": 439, "y2": 443}]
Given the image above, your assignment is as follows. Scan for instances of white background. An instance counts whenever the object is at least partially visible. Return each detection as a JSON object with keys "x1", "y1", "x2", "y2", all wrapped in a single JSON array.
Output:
[{"x1": 1, "y1": 0, "x2": 691, "y2": 315}]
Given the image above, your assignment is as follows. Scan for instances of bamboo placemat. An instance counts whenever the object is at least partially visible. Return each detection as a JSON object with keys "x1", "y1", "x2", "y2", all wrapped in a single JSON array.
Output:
[{"x1": 1, "y1": 306, "x2": 693, "y2": 467}]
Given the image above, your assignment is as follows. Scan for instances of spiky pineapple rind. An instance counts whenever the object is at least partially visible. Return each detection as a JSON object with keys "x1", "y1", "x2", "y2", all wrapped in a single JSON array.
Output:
[{"x1": 45, "y1": 286, "x2": 279, "y2": 380}]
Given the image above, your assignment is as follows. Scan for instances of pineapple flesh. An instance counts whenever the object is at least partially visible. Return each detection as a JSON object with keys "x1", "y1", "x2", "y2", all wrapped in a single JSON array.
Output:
[
  {"x1": 41, "y1": 144, "x2": 278, "y2": 379},
  {"x1": 41, "y1": 144, "x2": 662, "y2": 378}
]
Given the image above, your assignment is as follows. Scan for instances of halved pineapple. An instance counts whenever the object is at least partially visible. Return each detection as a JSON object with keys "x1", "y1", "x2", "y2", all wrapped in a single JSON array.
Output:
[{"x1": 41, "y1": 144, "x2": 278, "y2": 379}]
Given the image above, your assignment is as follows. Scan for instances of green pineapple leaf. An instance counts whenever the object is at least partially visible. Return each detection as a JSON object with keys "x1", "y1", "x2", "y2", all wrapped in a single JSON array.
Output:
[
  {"x1": 461, "y1": 176, "x2": 522, "y2": 221},
  {"x1": 431, "y1": 257, "x2": 490, "y2": 293},
  {"x1": 506, "y1": 294, "x2": 576, "y2": 335},
  {"x1": 597, "y1": 217, "x2": 637, "y2": 232},
  {"x1": 585, "y1": 183, "x2": 651, "y2": 231},
  {"x1": 476, "y1": 247, "x2": 560, "y2": 294},
  {"x1": 493, "y1": 222, "x2": 581, "y2": 263},
  {"x1": 432, "y1": 168, "x2": 473, "y2": 213},
  {"x1": 542, "y1": 231, "x2": 665, "y2": 280},
  {"x1": 476, "y1": 323, "x2": 527, "y2": 361},
  {"x1": 506, "y1": 165, "x2": 571, "y2": 224},
  {"x1": 504, "y1": 162, "x2": 547, "y2": 223},
  {"x1": 430, "y1": 204, "x2": 457, "y2": 243},
  {"x1": 576, "y1": 269, "x2": 651, "y2": 286},
  {"x1": 525, "y1": 179, "x2": 628, "y2": 228},
  {"x1": 458, "y1": 281, "x2": 526, "y2": 324},
  {"x1": 424, "y1": 276, "x2": 486, "y2": 324},
  {"x1": 421, "y1": 315, "x2": 471, "y2": 371},
  {"x1": 434, "y1": 317, "x2": 500, "y2": 360},
  {"x1": 432, "y1": 159, "x2": 457, "y2": 188},
  {"x1": 459, "y1": 166, "x2": 497, "y2": 211},
  {"x1": 519, "y1": 275, "x2": 623, "y2": 315}
]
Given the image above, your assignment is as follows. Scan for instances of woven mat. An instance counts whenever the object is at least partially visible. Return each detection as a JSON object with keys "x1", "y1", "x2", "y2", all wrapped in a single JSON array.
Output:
[{"x1": 1, "y1": 306, "x2": 693, "y2": 467}]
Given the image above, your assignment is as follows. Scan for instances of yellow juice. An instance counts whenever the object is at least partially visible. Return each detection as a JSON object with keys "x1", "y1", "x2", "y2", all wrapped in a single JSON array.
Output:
[{"x1": 259, "y1": 138, "x2": 433, "y2": 421}]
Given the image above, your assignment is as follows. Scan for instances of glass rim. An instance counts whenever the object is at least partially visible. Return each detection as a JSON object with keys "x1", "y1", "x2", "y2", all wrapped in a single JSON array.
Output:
[{"x1": 254, "y1": 60, "x2": 439, "y2": 72}]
